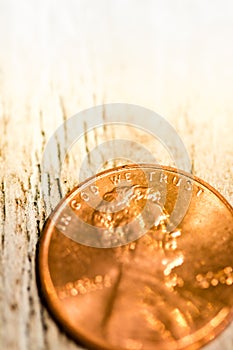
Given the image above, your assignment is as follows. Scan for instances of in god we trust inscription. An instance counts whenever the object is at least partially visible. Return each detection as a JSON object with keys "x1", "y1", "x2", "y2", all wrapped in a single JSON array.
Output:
[
  {"x1": 39, "y1": 165, "x2": 233, "y2": 350},
  {"x1": 40, "y1": 104, "x2": 193, "y2": 241}
]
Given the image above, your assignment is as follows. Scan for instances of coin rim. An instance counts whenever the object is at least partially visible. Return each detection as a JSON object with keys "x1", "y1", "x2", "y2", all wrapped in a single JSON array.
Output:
[{"x1": 38, "y1": 164, "x2": 233, "y2": 350}]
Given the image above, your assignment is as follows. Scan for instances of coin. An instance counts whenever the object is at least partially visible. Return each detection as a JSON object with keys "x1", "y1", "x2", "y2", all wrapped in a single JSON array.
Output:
[{"x1": 38, "y1": 164, "x2": 233, "y2": 350}]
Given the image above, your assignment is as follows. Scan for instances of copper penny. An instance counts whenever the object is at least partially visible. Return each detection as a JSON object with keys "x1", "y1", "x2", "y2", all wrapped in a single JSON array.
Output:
[{"x1": 38, "y1": 165, "x2": 233, "y2": 350}]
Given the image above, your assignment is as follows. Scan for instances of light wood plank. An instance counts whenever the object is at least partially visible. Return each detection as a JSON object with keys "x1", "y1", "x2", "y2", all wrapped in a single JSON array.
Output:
[{"x1": 0, "y1": 1, "x2": 232, "y2": 349}]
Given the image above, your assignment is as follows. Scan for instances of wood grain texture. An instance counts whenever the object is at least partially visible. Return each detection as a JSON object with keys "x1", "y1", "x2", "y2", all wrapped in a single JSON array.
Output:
[{"x1": 0, "y1": 1, "x2": 233, "y2": 349}]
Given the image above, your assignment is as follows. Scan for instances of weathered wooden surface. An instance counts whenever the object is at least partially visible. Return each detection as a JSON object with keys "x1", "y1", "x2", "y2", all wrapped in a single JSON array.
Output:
[{"x1": 0, "y1": 1, "x2": 233, "y2": 349}]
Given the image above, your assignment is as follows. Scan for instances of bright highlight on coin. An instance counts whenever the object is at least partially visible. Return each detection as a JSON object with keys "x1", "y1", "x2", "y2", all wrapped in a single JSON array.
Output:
[{"x1": 39, "y1": 165, "x2": 233, "y2": 350}]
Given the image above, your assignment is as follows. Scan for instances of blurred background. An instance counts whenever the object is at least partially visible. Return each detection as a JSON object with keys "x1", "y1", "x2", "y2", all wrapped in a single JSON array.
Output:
[
  {"x1": 0, "y1": 0, "x2": 232, "y2": 193},
  {"x1": 1, "y1": 0, "x2": 233, "y2": 108}
]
